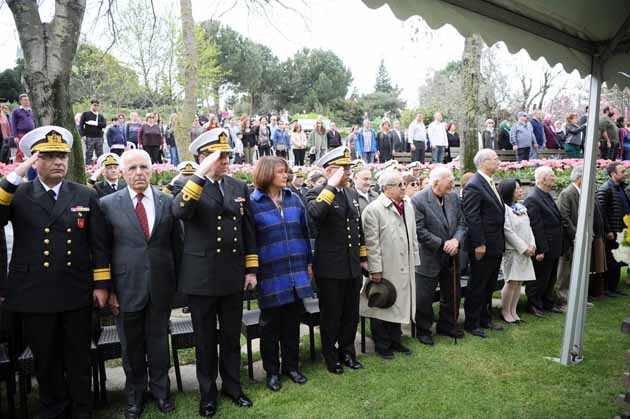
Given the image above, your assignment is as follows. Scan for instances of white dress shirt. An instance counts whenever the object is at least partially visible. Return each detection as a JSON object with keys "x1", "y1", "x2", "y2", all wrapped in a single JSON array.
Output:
[
  {"x1": 407, "y1": 120, "x2": 427, "y2": 143},
  {"x1": 6, "y1": 172, "x2": 62, "y2": 198},
  {"x1": 427, "y1": 121, "x2": 448, "y2": 147},
  {"x1": 128, "y1": 186, "x2": 155, "y2": 234}
]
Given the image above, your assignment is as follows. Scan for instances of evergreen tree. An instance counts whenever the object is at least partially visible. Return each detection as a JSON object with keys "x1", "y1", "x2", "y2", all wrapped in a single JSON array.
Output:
[{"x1": 374, "y1": 59, "x2": 393, "y2": 92}]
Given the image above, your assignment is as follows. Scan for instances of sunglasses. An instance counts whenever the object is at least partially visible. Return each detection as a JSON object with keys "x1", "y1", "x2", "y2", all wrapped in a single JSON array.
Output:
[{"x1": 410, "y1": 182, "x2": 419, "y2": 187}]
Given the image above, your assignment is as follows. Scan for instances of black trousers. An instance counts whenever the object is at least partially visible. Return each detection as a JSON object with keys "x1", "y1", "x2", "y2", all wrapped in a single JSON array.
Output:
[
  {"x1": 144, "y1": 145, "x2": 161, "y2": 163},
  {"x1": 527, "y1": 256, "x2": 559, "y2": 310},
  {"x1": 259, "y1": 300, "x2": 303, "y2": 375},
  {"x1": 116, "y1": 302, "x2": 171, "y2": 406},
  {"x1": 605, "y1": 238, "x2": 621, "y2": 292},
  {"x1": 517, "y1": 147, "x2": 530, "y2": 161},
  {"x1": 412, "y1": 141, "x2": 425, "y2": 163},
  {"x1": 370, "y1": 319, "x2": 401, "y2": 352},
  {"x1": 22, "y1": 306, "x2": 92, "y2": 419},
  {"x1": 464, "y1": 254, "x2": 501, "y2": 330},
  {"x1": 316, "y1": 277, "x2": 361, "y2": 368},
  {"x1": 188, "y1": 293, "x2": 243, "y2": 403},
  {"x1": 110, "y1": 148, "x2": 124, "y2": 156},
  {"x1": 416, "y1": 267, "x2": 461, "y2": 337},
  {"x1": 293, "y1": 149, "x2": 306, "y2": 166}
]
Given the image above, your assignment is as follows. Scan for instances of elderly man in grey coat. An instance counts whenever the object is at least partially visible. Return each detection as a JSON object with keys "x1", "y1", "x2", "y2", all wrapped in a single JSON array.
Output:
[
  {"x1": 360, "y1": 170, "x2": 420, "y2": 360},
  {"x1": 555, "y1": 166, "x2": 583, "y2": 311},
  {"x1": 100, "y1": 149, "x2": 183, "y2": 419},
  {"x1": 412, "y1": 167, "x2": 467, "y2": 345}
]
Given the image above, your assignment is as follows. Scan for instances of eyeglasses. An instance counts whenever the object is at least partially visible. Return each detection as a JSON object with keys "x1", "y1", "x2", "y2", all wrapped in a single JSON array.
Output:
[
  {"x1": 410, "y1": 182, "x2": 419, "y2": 187},
  {"x1": 388, "y1": 182, "x2": 406, "y2": 188}
]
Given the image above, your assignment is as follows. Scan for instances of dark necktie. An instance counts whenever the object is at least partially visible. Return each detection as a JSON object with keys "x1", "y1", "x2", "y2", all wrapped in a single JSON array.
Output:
[
  {"x1": 48, "y1": 189, "x2": 56, "y2": 204},
  {"x1": 135, "y1": 193, "x2": 150, "y2": 240},
  {"x1": 212, "y1": 180, "x2": 223, "y2": 197},
  {"x1": 110, "y1": 183, "x2": 116, "y2": 191}
]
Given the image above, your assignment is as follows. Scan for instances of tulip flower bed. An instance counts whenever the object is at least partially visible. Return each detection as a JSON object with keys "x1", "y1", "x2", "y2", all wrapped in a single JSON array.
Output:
[{"x1": 0, "y1": 159, "x2": 616, "y2": 189}]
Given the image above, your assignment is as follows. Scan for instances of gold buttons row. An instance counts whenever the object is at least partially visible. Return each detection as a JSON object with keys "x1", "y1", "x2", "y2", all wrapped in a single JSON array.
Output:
[
  {"x1": 216, "y1": 248, "x2": 239, "y2": 253},
  {"x1": 43, "y1": 228, "x2": 72, "y2": 234}
]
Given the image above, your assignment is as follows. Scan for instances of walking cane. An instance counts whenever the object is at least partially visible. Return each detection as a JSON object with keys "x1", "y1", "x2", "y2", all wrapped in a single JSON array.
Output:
[{"x1": 452, "y1": 256, "x2": 458, "y2": 345}]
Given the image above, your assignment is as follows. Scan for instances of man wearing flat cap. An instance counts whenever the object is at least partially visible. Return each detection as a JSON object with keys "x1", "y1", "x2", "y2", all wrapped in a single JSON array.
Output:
[
  {"x1": 162, "y1": 160, "x2": 198, "y2": 196},
  {"x1": 0, "y1": 126, "x2": 110, "y2": 418},
  {"x1": 172, "y1": 128, "x2": 257, "y2": 418},
  {"x1": 87, "y1": 152, "x2": 127, "y2": 198},
  {"x1": 305, "y1": 146, "x2": 368, "y2": 374},
  {"x1": 360, "y1": 170, "x2": 419, "y2": 359}
]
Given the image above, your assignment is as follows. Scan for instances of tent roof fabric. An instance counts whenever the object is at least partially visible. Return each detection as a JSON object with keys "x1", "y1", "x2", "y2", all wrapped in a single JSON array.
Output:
[{"x1": 362, "y1": 0, "x2": 630, "y2": 89}]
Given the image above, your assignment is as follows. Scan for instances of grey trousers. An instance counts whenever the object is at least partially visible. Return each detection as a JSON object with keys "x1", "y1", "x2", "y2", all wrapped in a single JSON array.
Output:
[
  {"x1": 555, "y1": 254, "x2": 572, "y2": 306},
  {"x1": 85, "y1": 136, "x2": 103, "y2": 164}
]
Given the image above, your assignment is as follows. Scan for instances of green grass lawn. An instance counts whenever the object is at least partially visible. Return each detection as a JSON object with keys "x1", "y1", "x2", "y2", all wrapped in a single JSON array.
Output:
[{"x1": 87, "y1": 289, "x2": 630, "y2": 419}]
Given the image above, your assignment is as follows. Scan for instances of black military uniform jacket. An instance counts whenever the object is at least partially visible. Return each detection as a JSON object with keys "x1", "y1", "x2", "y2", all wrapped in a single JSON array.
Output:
[
  {"x1": 306, "y1": 183, "x2": 367, "y2": 279},
  {"x1": 172, "y1": 174, "x2": 257, "y2": 296},
  {"x1": 162, "y1": 176, "x2": 191, "y2": 196},
  {"x1": 0, "y1": 177, "x2": 110, "y2": 313},
  {"x1": 87, "y1": 178, "x2": 127, "y2": 198}
]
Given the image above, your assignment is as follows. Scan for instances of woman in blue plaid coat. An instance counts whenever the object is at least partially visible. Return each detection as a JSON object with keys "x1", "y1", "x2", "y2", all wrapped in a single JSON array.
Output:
[{"x1": 249, "y1": 156, "x2": 314, "y2": 392}]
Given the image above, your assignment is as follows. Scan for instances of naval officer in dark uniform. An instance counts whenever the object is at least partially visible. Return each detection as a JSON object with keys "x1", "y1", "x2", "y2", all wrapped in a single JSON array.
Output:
[
  {"x1": 172, "y1": 128, "x2": 258, "y2": 418},
  {"x1": 0, "y1": 126, "x2": 110, "y2": 419},
  {"x1": 162, "y1": 160, "x2": 198, "y2": 196},
  {"x1": 305, "y1": 146, "x2": 368, "y2": 374},
  {"x1": 87, "y1": 152, "x2": 127, "y2": 198}
]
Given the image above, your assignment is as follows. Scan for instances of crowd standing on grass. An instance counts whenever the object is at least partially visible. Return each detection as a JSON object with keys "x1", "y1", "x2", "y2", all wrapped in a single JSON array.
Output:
[{"x1": 0, "y1": 94, "x2": 630, "y2": 419}]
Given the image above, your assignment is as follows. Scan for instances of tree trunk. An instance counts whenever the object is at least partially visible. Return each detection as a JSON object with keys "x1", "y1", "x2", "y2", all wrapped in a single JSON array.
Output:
[
  {"x1": 461, "y1": 34, "x2": 483, "y2": 173},
  {"x1": 8, "y1": 0, "x2": 86, "y2": 182},
  {"x1": 176, "y1": 0, "x2": 198, "y2": 162}
]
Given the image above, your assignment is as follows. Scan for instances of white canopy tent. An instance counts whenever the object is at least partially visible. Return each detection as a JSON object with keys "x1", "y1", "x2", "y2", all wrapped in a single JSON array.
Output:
[{"x1": 361, "y1": 0, "x2": 630, "y2": 365}]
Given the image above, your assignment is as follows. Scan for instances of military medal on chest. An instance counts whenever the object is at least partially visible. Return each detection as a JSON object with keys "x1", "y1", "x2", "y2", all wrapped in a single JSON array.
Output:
[
  {"x1": 71, "y1": 206, "x2": 90, "y2": 229},
  {"x1": 235, "y1": 197, "x2": 246, "y2": 216}
]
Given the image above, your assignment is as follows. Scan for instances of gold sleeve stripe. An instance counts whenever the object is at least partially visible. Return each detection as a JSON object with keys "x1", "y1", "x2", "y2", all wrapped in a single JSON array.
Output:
[
  {"x1": 93, "y1": 268, "x2": 111, "y2": 281},
  {"x1": 182, "y1": 180, "x2": 202, "y2": 200},
  {"x1": 360, "y1": 246, "x2": 368, "y2": 257},
  {"x1": 245, "y1": 254, "x2": 259, "y2": 268},
  {"x1": 162, "y1": 186, "x2": 172, "y2": 195},
  {"x1": 0, "y1": 188, "x2": 14, "y2": 206},
  {"x1": 316, "y1": 189, "x2": 335, "y2": 205}
]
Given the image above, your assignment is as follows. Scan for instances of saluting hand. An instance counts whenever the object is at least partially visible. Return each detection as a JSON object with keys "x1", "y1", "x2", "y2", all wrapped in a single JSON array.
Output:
[
  {"x1": 14, "y1": 152, "x2": 39, "y2": 178},
  {"x1": 328, "y1": 167, "x2": 345, "y2": 188},
  {"x1": 194, "y1": 150, "x2": 222, "y2": 178}
]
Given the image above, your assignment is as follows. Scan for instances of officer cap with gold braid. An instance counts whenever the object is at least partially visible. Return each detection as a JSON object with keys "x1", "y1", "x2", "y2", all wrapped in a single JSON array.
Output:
[
  {"x1": 315, "y1": 145, "x2": 352, "y2": 168},
  {"x1": 19, "y1": 125, "x2": 73, "y2": 157},
  {"x1": 189, "y1": 128, "x2": 232, "y2": 156},
  {"x1": 406, "y1": 161, "x2": 422, "y2": 170},
  {"x1": 177, "y1": 160, "x2": 198, "y2": 175},
  {"x1": 351, "y1": 159, "x2": 365, "y2": 172},
  {"x1": 96, "y1": 152, "x2": 120, "y2": 168},
  {"x1": 294, "y1": 168, "x2": 304, "y2": 178}
]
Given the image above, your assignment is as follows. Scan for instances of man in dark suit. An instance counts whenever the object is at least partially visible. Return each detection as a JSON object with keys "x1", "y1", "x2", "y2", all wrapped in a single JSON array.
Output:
[
  {"x1": 392, "y1": 120, "x2": 406, "y2": 153},
  {"x1": 305, "y1": 146, "x2": 368, "y2": 374},
  {"x1": 172, "y1": 128, "x2": 257, "y2": 418},
  {"x1": 0, "y1": 126, "x2": 110, "y2": 419},
  {"x1": 462, "y1": 149, "x2": 505, "y2": 338},
  {"x1": 353, "y1": 167, "x2": 378, "y2": 214},
  {"x1": 100, "y1": 149, "x2": 183, "y2": 419},
  {"x1": 596, "y1": 161, "x2": 630, "y2": 296},
  {"x1": 524, "y1": 166, "x2": 563, "y2": 317},
  {"x1": 325, "y1": 122, "x2": 342, "y2": 150},
  {"x1": 87, "y1": 152, "x2": 127, "y2": 198},
  {"x1": 555, "y1": 166, "x2": 582, "y2": 311},
  {"x1": 412, "y1": 167, "x2": 467, "y2": 345}
]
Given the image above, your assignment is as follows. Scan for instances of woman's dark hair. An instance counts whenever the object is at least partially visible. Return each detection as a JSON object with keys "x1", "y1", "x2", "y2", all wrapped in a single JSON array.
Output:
[
  {"x1": 617, "y1": 116, "x2": 625, "y2": 129},
  {"x1": 498, "y1": 178, "x2": 521, "y2": 205}
]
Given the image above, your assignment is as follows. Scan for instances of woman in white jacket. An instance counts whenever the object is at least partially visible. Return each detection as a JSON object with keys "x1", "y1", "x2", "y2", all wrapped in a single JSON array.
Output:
[{"x1": 498, "y1": 179, "x2": 536, "y2": 324}]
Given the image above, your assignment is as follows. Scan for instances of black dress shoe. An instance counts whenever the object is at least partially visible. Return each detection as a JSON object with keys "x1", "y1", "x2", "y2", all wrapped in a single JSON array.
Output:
[
  {"x1": 327, "y1": 363, "x2": 344, "y2": 374},
  {"x1": 156, "y1": 398, "x2": 175, "y2": 413},
  {"x1": 527, "y1": 306, "x2": 545, "y2": 318},
  {"x1": 390, "y1": 341, "x2": 411, "y2": 354},
  {"x1": 341, "y1": 355, "x2": 363, "y2": 369},
  {"x1": 226, "y1": 393, "x2": 253, "y2": 408},
  {"x1": 266, "y1": 374, "x2": 281, "y2": 391},
  {"x1": 436, "y1": 328, "x2": 465, "y2": 339},
  {"x1": 549, "y1": 306, "x2": 565, "y2": 314},
  {"x1": 481, "y1": 322, "x2": 504, "y2": 331},
  {"x1": 375, "y1": 348, "x2": 395, "y2": 360},
  {"x1": 615, "y1": 290, "x2": 628, "y2": 296},
  {"x1": 500, "y1": 315, "x2": 517, "y2": 325},
  {"x1": 125, "y1": 404, "x2": 143, "y2": 419},
  {"x1": 284, "y1": 370, "x2": 307, "y2": 384},
  {"x1": 605, "y1": 290, "x2": 618, "y2": 298},
  {"x1": 417, "y1": 335, "x2": 434, "y2": 346},
  {"x1": 198, "y1": 401, "x2": 217, "y2": 418},
  {"x1": 465, "y1": 328, "x2": 488, "y2": 338}
]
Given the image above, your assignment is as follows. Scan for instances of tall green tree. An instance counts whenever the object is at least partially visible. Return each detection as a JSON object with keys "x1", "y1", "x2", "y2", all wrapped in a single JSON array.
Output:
[
  {"x1": 0, "y1": 59, "x2": 24, "y2": 103},
  {"x1": 374, "y1": 59, "x2": 393, "y2": 92}
]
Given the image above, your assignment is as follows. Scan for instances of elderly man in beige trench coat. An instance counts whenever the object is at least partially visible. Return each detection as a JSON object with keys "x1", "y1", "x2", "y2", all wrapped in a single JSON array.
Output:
[{"x1": 360, "y1": 170, "x2": 420, "y2": 360}]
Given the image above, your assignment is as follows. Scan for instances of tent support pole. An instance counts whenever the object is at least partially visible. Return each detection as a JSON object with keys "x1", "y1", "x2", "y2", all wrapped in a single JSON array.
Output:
[{"x1": 557, "y1": 55, "x2": 602, "y2": 366}]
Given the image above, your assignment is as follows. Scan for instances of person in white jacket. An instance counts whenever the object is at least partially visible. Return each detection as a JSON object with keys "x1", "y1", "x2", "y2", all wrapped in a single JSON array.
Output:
[
  {"x1": 497, "y1": 178, "x2": 537, "y2": 324},
  {"x1": 427, "y1": 112, "x2": 448, "y2": 163}
]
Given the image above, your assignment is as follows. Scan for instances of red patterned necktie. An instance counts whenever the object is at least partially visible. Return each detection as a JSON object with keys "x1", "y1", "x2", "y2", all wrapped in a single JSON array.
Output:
[{"x1": 135, "y1": 193, "x2": 150, "y2": 239}]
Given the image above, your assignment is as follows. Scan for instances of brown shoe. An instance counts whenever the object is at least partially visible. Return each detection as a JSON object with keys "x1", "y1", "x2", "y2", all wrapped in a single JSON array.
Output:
[{"x1": 527, "y1": 306, "x2": 545, "y2": 318}]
